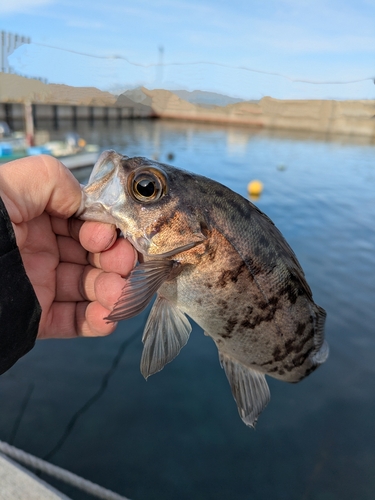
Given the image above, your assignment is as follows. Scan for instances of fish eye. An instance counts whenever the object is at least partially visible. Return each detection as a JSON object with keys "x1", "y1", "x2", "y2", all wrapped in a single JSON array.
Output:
[{"x1": 129, "y1": 167, "x2": 167, "y2": 203}]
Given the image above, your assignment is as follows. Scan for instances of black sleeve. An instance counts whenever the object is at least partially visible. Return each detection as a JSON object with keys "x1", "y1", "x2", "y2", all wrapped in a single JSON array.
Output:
[{"x1": 0, "y1": 197, "x2": 41, "y2": 375}]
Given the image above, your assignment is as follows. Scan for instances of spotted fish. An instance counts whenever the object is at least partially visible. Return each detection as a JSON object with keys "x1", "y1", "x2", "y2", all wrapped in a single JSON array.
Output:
[{"x1": 76, "y1": 150, "x2": 329, "y2": 427}]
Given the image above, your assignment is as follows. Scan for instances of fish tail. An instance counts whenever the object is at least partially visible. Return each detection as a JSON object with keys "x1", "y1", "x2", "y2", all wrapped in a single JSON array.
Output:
[{"x1": 311, "y1": 305, "x2": 329, "y2": 365}]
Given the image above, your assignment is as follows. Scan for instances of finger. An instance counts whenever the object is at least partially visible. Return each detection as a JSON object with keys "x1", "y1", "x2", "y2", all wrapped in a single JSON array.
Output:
[
  {"x1": 98, "y1": 238, "x2": 137, "y2": 275},
  {"x1": 55, "y1": 262, "x2": 85, "y2": 301},
  {"x1": 87, "y1": 251, "x2": 101, "y2": 270},
  {"x1": 56, "y1": 263, "x2": 125, "y2": 309},
  {"x1": 80, "y1": 266, "x2": 102, "y2": 301},
  {"x1": 88, "y1": 238, "x2": 137, "y2": 275},
  {"x1": 57, "y1": 235, "x2": 88, "y2": 265},
  {"x1": 51, "y1": 216, "x2": 83, "y2": 238},
  {"x1": 94, "y1": 271, "x2": 125, "y2": 310},
  {"x1": 79, "y1": 266, "x2": 125, "y2": 307},
  {"x1": 79, "y1": 220, "x2": 117, "y2": 253},
  {"x1": 79, "y1": 301, "x2": 118, "y2": 337},
  {"x1": 39, "y1": 302, "x2": 117, "y2": 338}
]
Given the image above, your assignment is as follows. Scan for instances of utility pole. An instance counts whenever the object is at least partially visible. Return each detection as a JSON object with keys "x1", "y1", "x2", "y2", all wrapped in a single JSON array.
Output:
[{"x1": 156, "y1": 45, "x2": 164, "y2": 87}]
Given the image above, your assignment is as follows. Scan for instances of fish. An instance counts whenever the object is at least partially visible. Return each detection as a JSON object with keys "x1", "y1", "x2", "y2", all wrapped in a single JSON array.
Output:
[{"x1": 76, "y1": 150, "x2": 329, "y2": 428}]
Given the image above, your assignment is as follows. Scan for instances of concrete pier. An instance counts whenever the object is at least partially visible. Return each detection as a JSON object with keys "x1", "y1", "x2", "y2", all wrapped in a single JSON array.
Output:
[
  {"x1": 0, "y1": 453, "x2": 70, "y2": 499},
  {"x1": 0, "y1": 102, "x2": 140, "y2": 130},
  {"x1": 2, "y1": 71, "x2": 375, "y2": 140},
  {"x1": 0, "y1": 73, "x2": 154, "y2": 133}
]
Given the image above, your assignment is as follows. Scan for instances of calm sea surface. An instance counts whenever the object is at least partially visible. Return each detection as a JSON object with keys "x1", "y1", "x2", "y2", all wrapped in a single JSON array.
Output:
[{"x1": 1, "y1": 120, "x2": 375, "y2": 500}]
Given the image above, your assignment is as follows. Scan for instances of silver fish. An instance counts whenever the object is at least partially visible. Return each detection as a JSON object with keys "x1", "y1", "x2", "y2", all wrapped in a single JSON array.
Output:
[{"x1": 77, "y1": 150, "x2": 328, "y2": 427}]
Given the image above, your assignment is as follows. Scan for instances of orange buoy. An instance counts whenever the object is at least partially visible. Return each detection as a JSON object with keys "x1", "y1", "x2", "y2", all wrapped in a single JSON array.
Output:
[{"x1": 247, "y1": 180, "x2": 263, "y2": 196}]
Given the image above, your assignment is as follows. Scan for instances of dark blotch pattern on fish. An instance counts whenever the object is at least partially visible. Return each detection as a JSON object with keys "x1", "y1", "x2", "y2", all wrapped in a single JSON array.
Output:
[
  {"x1": 279, "y1": 281, "x2": 298, "y2": 305},
  {"x1": 216, "y1": 262, "x2": 247, "y2": 288},
  {"x1": 217, "y1": 195, "x2": 249, "y2": 220},
  {"x1": 222, "y1": 317, "x2": 238, "y2": 338},
  {"x1": 243, "y1": 255, "x2": 264, "y2": 276},
  {"x1": 218, "y1": 299, "x2": 229, "y2": 311},
  {"x1": 272, "y1": 346, "x2": 285, "y2": 362},
  {"x1": 296, "y1": 321, "x2": 307, "y2": 337},
  {"x1": 293, "y1": 344, "x2": 315, "y2": 365},
  {"x1": 302, "y1": 364, "x2": 319, "y2": 378}
]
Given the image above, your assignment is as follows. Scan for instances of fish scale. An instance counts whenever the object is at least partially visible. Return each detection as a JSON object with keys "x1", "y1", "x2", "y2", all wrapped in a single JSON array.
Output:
[{"x1": 76, "y1": 150, "x2": 329, "y2": 428}]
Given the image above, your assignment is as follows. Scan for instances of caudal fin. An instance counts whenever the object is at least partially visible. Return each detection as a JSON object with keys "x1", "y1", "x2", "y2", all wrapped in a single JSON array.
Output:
[{"x1": 311, "y1": 305, "x2": 329, "y2": 365}]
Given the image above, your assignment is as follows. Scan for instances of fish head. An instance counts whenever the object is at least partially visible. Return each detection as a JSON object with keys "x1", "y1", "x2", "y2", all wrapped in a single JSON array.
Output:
[{"x1": 76, "y1": 150, "x2": 208, "y2": 257}]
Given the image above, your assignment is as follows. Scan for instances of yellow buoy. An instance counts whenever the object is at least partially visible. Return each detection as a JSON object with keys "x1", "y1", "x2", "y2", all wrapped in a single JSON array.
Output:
[{"x1": 247, "y1": 180, "x2": 263, "y2": 196}]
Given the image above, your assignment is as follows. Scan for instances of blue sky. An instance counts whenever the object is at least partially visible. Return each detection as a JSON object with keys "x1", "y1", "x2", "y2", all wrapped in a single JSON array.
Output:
[{"x1": 2, "y1": 0, "x2": 375, "y2": 100}]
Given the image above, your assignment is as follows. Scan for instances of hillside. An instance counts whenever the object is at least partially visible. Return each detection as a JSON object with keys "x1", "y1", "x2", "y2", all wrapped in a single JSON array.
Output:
[{"x1": 0, "y1": 73, "x2": 117, "y2": 106}]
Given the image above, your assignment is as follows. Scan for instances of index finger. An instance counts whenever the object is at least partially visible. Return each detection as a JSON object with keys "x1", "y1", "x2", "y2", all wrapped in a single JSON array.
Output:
[
  {"x1": 89, "y1": 237, "x2": 137, "y2": 275},
  {"x1": 79, "y1": 220, "x2": 118, "y2": 253}
]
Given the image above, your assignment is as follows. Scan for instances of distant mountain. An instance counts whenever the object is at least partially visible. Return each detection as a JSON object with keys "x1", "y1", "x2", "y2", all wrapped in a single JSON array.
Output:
[
  {"x1": 170, "y1": 89, "x2": 244, "y2": 107},
  {"x1": 119, "y1": 88, "x2": 153, "y2": 107},
  {"x1": 115, "y1": 93, "x2": 151, "y2": 110},
  {"x1": 118, "y1": 87, "x2": 245, "y2": 108}
]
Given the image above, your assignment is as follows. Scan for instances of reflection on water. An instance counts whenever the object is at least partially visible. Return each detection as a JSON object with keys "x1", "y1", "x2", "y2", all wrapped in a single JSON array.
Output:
[{"x1": 1, "y1": 119, "x2": 375, "y2": 500}]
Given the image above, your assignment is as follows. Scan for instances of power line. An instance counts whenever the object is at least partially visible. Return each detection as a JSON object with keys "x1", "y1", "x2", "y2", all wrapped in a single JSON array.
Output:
[{"x1": 31, "y1": 41, "x2": 374, "y2": 86}]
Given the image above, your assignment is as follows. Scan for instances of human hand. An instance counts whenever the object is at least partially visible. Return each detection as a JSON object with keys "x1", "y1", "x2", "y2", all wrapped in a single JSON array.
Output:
[{"x1": 0, "y1": 155, "x2": 136, "y2": 339}]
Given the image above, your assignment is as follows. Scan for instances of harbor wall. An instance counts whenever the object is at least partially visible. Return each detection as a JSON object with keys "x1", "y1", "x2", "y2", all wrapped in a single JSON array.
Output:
[
  {"x1": 142, "y1": 88, "x2": 375, "y2": 138},
  {"x1": 0, "y1": 102, "x2": 135, "y2": 123},
  {"x1": 0, "y1": 73, "x2": 152, "y2": 129},
  {"x1": 1, "y1": 73, "x2": 375, "y2": 138}
]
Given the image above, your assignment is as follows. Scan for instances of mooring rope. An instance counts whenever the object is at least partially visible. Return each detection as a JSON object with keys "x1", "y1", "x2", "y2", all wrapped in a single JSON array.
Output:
[{"x1": 0, "y1": 440, "x2": 131, "y2": 500}]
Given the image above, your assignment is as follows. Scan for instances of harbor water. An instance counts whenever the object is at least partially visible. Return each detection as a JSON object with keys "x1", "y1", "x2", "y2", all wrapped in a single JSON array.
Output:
[{"x1": 1, "y1": 119, "x2": 375, "y2": 500}]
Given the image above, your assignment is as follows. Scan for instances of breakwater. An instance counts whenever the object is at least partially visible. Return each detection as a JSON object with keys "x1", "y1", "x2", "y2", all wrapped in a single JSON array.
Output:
[
  {"x1": 142, "y1": 88, "x2": 375, "y2": 138},
  {"x1": 0, "y1": 73, "x2": 153, "y2": 130},
  {"x1": 1, "y1": 73, "x2": 375, "y2": 138}
]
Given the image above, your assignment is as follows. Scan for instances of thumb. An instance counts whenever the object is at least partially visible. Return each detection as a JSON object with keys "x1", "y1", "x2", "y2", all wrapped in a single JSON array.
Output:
[{"x1": 0, "y1": 155, "x2": 82, "y2": 223}]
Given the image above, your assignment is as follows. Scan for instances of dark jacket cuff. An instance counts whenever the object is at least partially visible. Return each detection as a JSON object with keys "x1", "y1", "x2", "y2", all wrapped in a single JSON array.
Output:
[{"x1": 0, "y1": 196, "x2": 41, "y2": 374}]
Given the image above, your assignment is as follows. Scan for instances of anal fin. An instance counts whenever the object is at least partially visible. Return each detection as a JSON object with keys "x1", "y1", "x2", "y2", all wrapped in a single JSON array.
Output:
[
  {"x1": 141, "y1": 295, "x2": 192, "y2": 379},
  {"x1": 219, "y1": 352, "x2": 270, "y2": 428}
]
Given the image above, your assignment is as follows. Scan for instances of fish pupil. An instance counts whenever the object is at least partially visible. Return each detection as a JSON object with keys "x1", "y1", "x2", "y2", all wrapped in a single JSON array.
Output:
[
  {"x1": 130, "y1": 168, "x2": 166, "y2": 202},
  {"x1": 137, "y1": 179, "x2": 155, "y2": 197}
]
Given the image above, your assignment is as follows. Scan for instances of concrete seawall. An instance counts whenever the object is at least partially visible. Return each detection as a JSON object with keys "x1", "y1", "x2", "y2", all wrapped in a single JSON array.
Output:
[
  {"x1": 0, "y1": 73, "x2": 153, "y2": 129},
  {"x1": 1, "y1": 73, "x2": 375, "y2": 138},
  {"x1": 142, "y1": 88, "x2": 375, "y2": 138}
]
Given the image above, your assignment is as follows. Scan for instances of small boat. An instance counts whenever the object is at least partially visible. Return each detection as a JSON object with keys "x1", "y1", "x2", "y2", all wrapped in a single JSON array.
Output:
[{"x1": 0, "y1": 128, "x2": 100, "y2": 170}]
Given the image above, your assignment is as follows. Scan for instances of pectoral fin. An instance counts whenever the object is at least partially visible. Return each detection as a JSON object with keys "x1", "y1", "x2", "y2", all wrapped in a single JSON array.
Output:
[
  {"x1": 141, "y1": 295, "x2": 192, "y2": 379},
  {"x1": 219, "y1": 352, "x2": 270, "y2": 428},
  {"x1": 105, "y1": 260, "x2": 174, "y2": 322}
]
